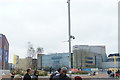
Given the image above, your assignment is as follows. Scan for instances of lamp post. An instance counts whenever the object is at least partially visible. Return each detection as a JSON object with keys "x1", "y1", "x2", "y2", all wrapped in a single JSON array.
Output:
[
  {"x1": 67, "y1": 1, "x2": 75, "y2": 77},
  {"x1": 67, "y1": 0, "x2": 71, "y2": 71}
]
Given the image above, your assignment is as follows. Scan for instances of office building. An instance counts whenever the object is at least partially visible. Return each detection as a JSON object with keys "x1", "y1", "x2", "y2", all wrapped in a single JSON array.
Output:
[
  {"x1": 73, "y1": 45, "x2": 107, "y2": 69},
  {"x1": 37, "y1": 53, "x2": 71, "y2": 70},
  {"x1": 0, "y1": 34, "x2": 9, "y2": 70}
]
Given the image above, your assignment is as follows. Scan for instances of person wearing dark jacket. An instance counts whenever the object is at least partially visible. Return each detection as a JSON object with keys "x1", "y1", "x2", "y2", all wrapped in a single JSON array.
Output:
[
  {"x1": 53, "y1": 67, "x2": 71, "y2": 80},
  {"x1": 23, "y1": 68, "x2": 32, "y2": 80},
  {"x1": 32, "y1": 70, "x2": 39, "y2": 80},
  {"x1": 50, "y1": 68, "x2": 61, "y2": 80}
]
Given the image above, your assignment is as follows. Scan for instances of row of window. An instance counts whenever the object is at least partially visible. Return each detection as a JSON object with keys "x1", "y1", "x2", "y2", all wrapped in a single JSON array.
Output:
[
  {"x1": 85, "y1": 61, "x2": 93, "y2": 63},
  {"x1": 108, "y1": 58, "x2": 120, "y2": 62},
  {"x1": 85, "y1": 57, "x2": 93, "y2": 60}
]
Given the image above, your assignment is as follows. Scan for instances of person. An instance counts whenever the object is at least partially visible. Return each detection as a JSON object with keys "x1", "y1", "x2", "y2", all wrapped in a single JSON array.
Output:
[
  {"x1": 9, "y1": 71, "x2": 16, "y2": 80},
  {"x1": 32, "y1": 70, "x2": 39, "y2": 80},
  {"x1": 10, "y1": 71, "x2": 15, "y2": 80},
  {"x1": 93, "y1": 72, "x2": 96, "y2": 76},
  {"x1": 116, "y1": 69, "x2": 120, "y2": 74},
  {"x1": 52, "y1": 67, "x2": 71, "y2": 80},
  {"x1": 110, "y1": 70, "x2": 114, "y2": 78},
  {"x1": 74, "y1": 76, "x2": 82, "y2": 80},
  {"x1": 50, "y1": 68, "x2": 61, "y2": 80},
  {"x1": 107, "y1": 70, "x2": 112, "y2": 77},
  {"x1": 107, "y1": 70, "x2": 109, "y2": 75},
  {"x1": 14, "y1": 74, "x2": 22, "y2": 80},
  {"x1": 23, "y1": 68, "x2": 32, "y2": 80},
  {"x1": 50, "y1": 67, "x2": 52, "y2": 74},
  {"x1": 115, "y1": 70, "x2": 119, "y2": 78}
]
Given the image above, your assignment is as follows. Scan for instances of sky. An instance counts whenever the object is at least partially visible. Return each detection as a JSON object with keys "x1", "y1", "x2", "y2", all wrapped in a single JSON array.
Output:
[{"x1": 0, "y1": 0, "x2": 119, "y2": 63}]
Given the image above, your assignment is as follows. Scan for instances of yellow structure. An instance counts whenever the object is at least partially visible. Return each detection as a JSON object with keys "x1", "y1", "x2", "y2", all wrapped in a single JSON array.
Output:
[
  {"x1": 114, "y1": 56, "x2": 116, "y2": 64},
  {"x1": 109, "y1": 68, "x2": 118, "y2": 72},
  {"x1": 13, "y1": 55, "x2": 19, "y2": 64}
]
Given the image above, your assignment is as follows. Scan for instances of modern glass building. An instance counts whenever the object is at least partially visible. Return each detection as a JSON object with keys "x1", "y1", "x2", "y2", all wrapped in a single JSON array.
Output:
[{"x1": 37, "y1": 53, "x2": 71, "y2": 69}]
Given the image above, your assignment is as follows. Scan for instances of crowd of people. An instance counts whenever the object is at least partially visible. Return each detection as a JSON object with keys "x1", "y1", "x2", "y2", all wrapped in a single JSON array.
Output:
[
  {"x1": 9, "y1": 68, "x2": 39, "y2": 80},
  {"x1": 107, "y1": 69, "x2": 120, "y2": 78},
  {"x1": 9, "y1": 67, "x2": 83, "y2": 80},
  {"x1": 50, "y1": 67, "x2": 82, "y2": 80}
]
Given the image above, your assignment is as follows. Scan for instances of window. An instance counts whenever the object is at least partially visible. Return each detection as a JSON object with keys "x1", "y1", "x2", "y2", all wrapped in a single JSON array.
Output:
[
  {"x1": 85, "y1": 57, "x2": 93, "y2": 60},
  {"x1": 85, "y1": 61, "x2": 93, "y2": 63},
  {"x1": 86, "y1": 65, "x2": 91, "y2": 67},
  {"x1": 107, "y1": 58, "x2": 114, "y2": 62}
]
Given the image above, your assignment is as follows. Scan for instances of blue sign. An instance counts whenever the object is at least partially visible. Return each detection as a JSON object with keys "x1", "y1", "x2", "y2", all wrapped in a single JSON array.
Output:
[
  {"x1": 0, "y1": 48, "x2": 2, "y2": 62},
  {"x1": 4, "y1": 50, "x2": 8, "y2": 62},
  {"x1": 83, "y1": 68, "x2": 91, "y2": 72}
]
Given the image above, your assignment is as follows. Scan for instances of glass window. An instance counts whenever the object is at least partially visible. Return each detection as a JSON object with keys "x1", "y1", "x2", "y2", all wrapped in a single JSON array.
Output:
[
  {"x1": 85, "y1": 61, "x2": 93, "y2": 63},
  {"x1": 85, "y1": 57, "x2": 93, "y2": 60},
  {"x1": 107, "y1": 58, "x2": 114, "y2": 62}
]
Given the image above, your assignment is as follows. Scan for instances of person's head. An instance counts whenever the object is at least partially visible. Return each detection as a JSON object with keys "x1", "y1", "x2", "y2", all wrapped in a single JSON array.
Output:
[
  {"x1": 11, "y1": 71, "x2": 15, "y2": 75},
  {"x1": 60, "y1": 67, "x2": 67, "y2": 76},
  {"x1": 57, "y1": 68, "x2": 61, "y2": 73},
  {"x1": 27, "y1": 68, "x2": 32, "y2": 74},
  {"x1": 74, "y1": 76, "x2": 82, "y2": 80},
  {"x1": 10, "y1": 71, "x2": 15, "y2": 78},
  {"x1": 34, "y1": 70, "x2": 39, "y2": 76}
]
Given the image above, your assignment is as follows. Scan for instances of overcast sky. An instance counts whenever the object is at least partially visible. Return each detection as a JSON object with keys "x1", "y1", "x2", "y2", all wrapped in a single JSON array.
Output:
[{"x1": 0, "y1": 0, "x2": 119, "y2": 63}]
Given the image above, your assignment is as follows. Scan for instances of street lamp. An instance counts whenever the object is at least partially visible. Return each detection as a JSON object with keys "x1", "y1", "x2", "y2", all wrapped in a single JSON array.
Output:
[
  {"x1": 67, "y1": 0, "x2": 71, "y2": 71},
  {"x1": 67, "y1": 0, "x2": 75, "y2": 73}
]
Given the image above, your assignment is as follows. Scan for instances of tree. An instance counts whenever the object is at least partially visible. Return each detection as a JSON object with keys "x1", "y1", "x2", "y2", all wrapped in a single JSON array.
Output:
[
  {"x1": 27, "y1": 42, "x2": 35, "y2": 58},
  {"x1": 36, "y1": 47, "x2": 43, "y2": 54},
  {"x1": 26, "y1": 42, "x2": 44, "y2": 70}
]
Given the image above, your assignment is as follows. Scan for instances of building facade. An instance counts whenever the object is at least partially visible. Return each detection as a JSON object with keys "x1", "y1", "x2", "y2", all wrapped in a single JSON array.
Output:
[
  {"x1": 73, "y1": 45, "x2": 107, "y2": 69},
  {"x1": 8, "y1": 63, "x2": 13, "y2": 70},
  {"x1": 102, "y1": 53, "x2": 120, "y2": 69},
  {"x1": 37, "y1": 54, "x2": 44, "y2": 70},
  {"x1": 37, "y1": 53, "x2": 71, "y2": 70},
  {"x1": 0, "y1": 34, "x2": 9, "y2": 70},
  {"x1": 32, "y1": 59, "x2": 38, "y2": 70}
]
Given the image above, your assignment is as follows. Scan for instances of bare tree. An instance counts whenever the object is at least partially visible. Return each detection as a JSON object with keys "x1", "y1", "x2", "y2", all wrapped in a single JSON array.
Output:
[
  {"x1": 36, "y1": 47, "x2": 43, "y2": 54},
  {"x1": 27, "y1": 42, "x2": 35, "y2": 69},
  {"x1": 27, "y1": 42, "x2": 35, "y2": 58}
]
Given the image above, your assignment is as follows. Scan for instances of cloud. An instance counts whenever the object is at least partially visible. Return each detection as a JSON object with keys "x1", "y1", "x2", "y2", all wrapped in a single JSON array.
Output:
[{"x1": 0, "y1": 0, "x2": 118, "y2": 62}]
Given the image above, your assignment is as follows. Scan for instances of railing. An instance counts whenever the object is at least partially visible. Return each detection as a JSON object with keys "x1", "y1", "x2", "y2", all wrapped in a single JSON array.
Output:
[{"x1": 0, "y1": 70, "x2": 10, "y2": 75}]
